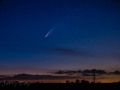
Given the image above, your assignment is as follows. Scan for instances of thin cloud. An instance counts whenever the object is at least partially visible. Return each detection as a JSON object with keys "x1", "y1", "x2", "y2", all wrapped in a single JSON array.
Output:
[
  {"x1": 110, "y1": 71, "x2": 120, "y2": 75},
  {"x1": 53, "y1": 69, "x2": 107, "y2": 76},
  {"x1": 82, "y1": 69, "x2": 107, "y2": 76},
  {"x1": 51, "y1": 47, "x2": 120, "y2": 60},
  {"x1": 52, "y1": 48, "x2": 94, "y2": 57},
  {"x1": 53, "y1": 70, "x2": 81, "y2": 75}
]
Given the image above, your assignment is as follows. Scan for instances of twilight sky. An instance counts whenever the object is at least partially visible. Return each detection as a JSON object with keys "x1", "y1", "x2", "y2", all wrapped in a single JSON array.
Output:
[{"x1": 0, "y1": 0, "x2": 120, "y2": 74}]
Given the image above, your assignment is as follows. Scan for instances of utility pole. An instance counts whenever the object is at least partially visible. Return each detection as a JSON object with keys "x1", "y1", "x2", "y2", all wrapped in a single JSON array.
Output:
[
  {"x1": 77, "y1": 70, "x2": 81, "y2": 78},
  {"x1": 92, "y1": 69, "x2": 96, "y2": 83}
]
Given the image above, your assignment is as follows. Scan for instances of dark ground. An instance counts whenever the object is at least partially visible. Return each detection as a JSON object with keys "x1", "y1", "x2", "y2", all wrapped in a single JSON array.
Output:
[{"x1": 0, "y1": 82, "x2": 120, "y2": 90}]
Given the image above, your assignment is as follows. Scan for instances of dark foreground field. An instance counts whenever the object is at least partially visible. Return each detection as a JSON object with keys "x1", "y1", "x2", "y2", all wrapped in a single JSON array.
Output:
[{"x1": 0, "y1": 82, "x2": 120, "y2": 90}]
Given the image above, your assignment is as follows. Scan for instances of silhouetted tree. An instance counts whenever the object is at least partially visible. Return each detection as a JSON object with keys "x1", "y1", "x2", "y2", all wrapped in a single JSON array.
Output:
[
  {"x1": 81, "y1": 79, "x2": 89, "y2": 83},
  {"x1": 75, "y1": 79, "x2": 80, "y2": 83},
  {"x1": 66, "y1": 80, "x2": 70, "y2": 83}
]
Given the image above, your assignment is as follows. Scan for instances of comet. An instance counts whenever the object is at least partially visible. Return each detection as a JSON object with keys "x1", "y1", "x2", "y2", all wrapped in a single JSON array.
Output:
[{"x1": 45, "y1": 29, "x2": 53, "y2": 38}]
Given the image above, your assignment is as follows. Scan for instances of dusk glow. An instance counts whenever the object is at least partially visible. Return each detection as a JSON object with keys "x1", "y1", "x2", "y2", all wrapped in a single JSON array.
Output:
[{"x1": 0, "y1": 0, "x2": 120, "y2": 83}]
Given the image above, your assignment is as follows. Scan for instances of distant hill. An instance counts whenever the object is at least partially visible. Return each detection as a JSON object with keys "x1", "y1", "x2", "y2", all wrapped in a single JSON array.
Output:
[{"x1": 0, "y1": 73, "x2": 75, "y2": 80}]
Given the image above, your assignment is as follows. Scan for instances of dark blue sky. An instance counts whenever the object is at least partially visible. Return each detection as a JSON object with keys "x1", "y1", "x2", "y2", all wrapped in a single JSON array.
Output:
[{"x1": 0, "y1": 0, "x2": 120, "y2": 74}]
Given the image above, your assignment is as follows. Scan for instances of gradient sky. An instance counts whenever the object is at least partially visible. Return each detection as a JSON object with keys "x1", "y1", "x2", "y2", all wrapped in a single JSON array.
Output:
[{"x1": 0, "y1": 0, "x2": 120, "y2": 74}]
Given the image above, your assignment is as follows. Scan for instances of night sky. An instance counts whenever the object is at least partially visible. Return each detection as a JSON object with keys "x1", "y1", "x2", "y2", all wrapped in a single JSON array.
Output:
[{"x1": 0, "y1": 0, "x2": 120, "y2": 74}]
